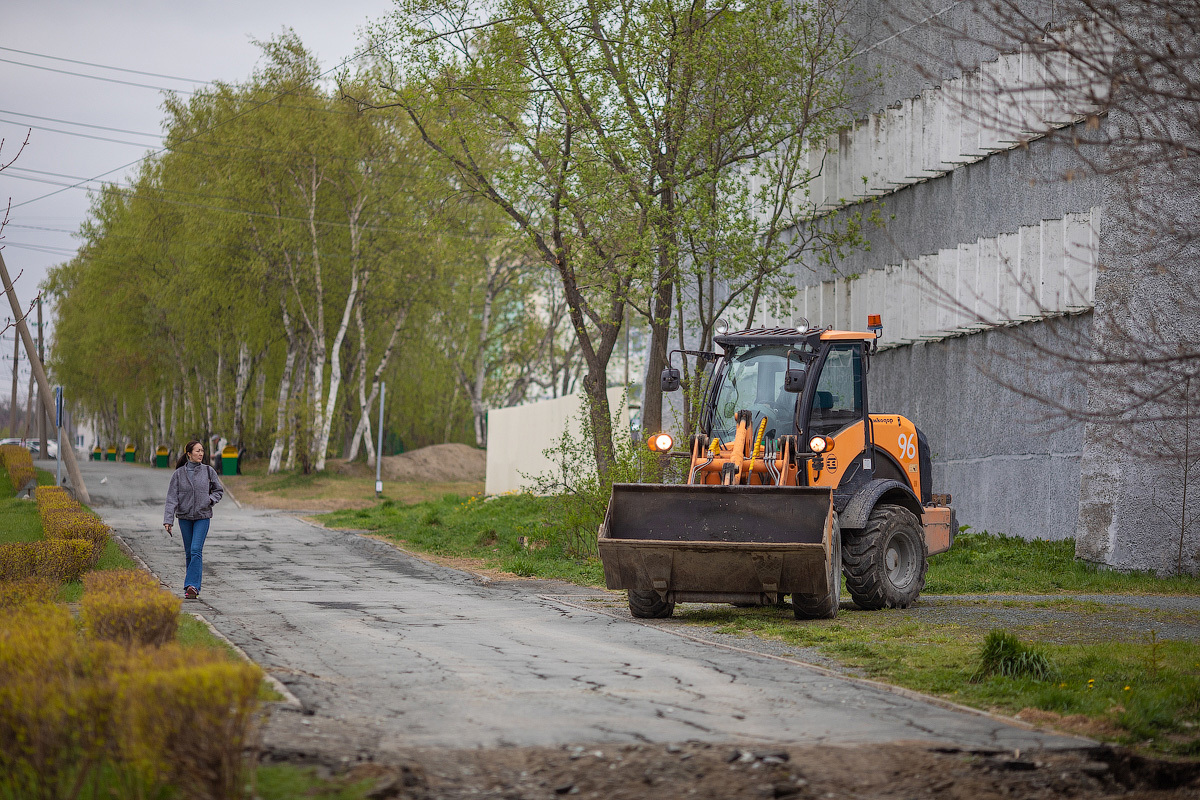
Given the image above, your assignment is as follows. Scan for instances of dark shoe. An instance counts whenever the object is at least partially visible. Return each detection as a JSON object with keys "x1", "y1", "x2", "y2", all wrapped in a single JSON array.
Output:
[{"x1": 184, "y1": 586, "x2": 198, "y2": 599}]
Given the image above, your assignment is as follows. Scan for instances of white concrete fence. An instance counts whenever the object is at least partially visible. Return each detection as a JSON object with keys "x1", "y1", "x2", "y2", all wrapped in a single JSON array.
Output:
[{"x1": 485, "y1": 387, "x2": 631, "y2": 495}]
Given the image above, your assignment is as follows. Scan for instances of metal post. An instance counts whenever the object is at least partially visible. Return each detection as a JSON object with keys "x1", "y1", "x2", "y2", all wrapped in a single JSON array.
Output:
[
  {"x1": 9, "y1": 319, "x2": 17, "y2": 437},
  {"x1": 55, "y1": 387, "x2": 63, "y2": 487},
  {"x1": 37, "y1": 297, "x2": 46, "y2": 457},
  {"x1": 375, "y1": 382, "x2": 386, "y2": 497}
]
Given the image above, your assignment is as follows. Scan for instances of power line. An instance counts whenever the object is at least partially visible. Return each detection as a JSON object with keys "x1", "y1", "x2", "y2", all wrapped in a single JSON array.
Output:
[
  {"x1": 0, "y1": 56, "x2": 199, "y2": 95},
  {"x1": 0, "y1": 119, "x2": 157, "y2": 148},
  {"x1": 8, "y1": 32, "x2": 402, "y2": 212},
  {"x1": 0, "y1": 109, "x2": 164, "y2": 138},
  {"x1": 0, "y1": 45, "x2": 213, "y2": 84}
]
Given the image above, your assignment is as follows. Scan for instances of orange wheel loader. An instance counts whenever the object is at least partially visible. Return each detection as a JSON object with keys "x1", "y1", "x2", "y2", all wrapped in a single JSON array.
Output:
[{"x1": 597, "y1": 317, "x2": 956, "y2": 619}]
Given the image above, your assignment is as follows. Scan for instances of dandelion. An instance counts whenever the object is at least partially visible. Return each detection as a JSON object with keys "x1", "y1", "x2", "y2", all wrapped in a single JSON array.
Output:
[
  {"x1": 1087, "y1": 679, "x2": 1095, "y2": 690},
  {"x1": 1124, "y1": 685, "x2": 1131, "y2": 691},
  {"x1": 1059, "y1": 682, "x2": 1068, "y2": 688}
]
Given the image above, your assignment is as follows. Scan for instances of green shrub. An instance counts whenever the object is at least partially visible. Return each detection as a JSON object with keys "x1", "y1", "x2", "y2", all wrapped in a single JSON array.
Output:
[
  {"x1": 36, "y1": 539, "x2": 98, "y2": 583},
  {"x1": 527, "y1": 394, "x2": 679, "y2": 556},
  {"x1": 974, "y1": 629, "x2": 1057, "y2": 681},
  {"x1": 82, "y1": 581, "x2": 182, "y2": 648},
  {"x1": 0, "y1": 577, "x2": 57, "y2": 609}
]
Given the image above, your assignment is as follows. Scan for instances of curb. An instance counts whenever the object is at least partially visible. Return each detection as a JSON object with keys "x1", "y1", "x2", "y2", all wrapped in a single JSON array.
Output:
[{"x1": 113, "y1": 534, "x2": 302, "y2": 708}]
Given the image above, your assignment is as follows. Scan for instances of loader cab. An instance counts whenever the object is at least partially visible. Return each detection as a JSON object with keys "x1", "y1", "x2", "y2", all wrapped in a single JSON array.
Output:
[
  {"x1": 706, "y1": 344, "x2": 804, "y2": 443},
  {"x1": 702, "y1": 327, "x2": 869, "y2": 446}
]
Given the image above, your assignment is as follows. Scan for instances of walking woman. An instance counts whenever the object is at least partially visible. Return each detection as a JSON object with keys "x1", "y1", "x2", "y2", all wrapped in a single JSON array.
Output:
[{"x1": 163, "y1": 440, "x2": 224, "y2": 599}]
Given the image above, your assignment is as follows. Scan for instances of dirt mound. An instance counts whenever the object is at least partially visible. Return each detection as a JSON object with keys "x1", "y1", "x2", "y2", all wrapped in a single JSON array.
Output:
[{"x1": 381, "y1": 443, "x2": 486, "y2": 483}]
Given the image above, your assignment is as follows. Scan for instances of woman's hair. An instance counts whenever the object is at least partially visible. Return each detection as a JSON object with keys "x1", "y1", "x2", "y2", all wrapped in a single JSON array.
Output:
[{"x1": 175, "y1": 440, "x2": 203, "y2": 469}]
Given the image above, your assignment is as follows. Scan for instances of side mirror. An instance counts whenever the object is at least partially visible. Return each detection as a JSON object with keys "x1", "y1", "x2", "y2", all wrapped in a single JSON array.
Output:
[
  {"x1": 784, "y1": 366, "x2": 806, "y2": 393},
  {"x1": 661, "y1": 367, "x2": 681, "y2": 392}
]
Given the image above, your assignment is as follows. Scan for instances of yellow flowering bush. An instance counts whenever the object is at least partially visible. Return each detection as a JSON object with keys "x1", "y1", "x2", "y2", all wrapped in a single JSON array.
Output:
[
  {"x1": 0, "y1": 603, "x2": 122, "y2": 799},
  {"x1": 0, "y1": 577, "x2": 58, "y2": 609},
  {"x1": 34, "y1": 485, "x2": 110, "y2": 567},
  {"x1": 0, "y1": 539, "x2": 94, "y2": 583},
  {"x1": 120, "y1": 657, "x2": 264, "y2": 800},
  {"x1": 0, "y1": 444, "x2": 35, "y2": 491},
  {"x1": 82, "y1": 576, "x2": 182, "y2": 647},
  {"x1": 0, "y1": 605, "x2": 264, "y2": 799}
]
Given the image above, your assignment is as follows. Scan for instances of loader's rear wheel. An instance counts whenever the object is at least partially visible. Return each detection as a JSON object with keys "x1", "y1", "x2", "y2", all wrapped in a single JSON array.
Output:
[
  {"x1": 793, "y1": 513, "x2": 841, "y2": 619},
  {"x1": 843, "y1": 504, "x2": 927, "y2": 610},
  {"x1": 628, "y1": 589, "x2": 675, "y2": 619}
]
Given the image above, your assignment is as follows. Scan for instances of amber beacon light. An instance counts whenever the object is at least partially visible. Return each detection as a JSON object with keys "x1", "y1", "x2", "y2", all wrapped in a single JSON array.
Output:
[{"x1": 647, "y1": 433, "x2": 674, "y2": 452}]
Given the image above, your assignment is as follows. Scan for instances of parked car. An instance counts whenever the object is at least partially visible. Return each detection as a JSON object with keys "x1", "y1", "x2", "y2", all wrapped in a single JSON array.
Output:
[{"x1": 27, "y1": 440, "x2": 57, "y2": 459}]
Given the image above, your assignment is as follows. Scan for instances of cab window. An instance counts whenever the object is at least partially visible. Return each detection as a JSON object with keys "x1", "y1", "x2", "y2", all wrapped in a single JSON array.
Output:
[
  {"x1": 809, "y1": 343, "x2": 863, "y2": 436},
  {"x1": 709, "y1": 345, "x2": 797, "y2": 442}
]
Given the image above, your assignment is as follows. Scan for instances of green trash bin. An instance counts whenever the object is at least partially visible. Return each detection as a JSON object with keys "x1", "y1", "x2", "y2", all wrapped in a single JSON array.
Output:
[
  {"x1": 92, "y1": 447, "x2": 102, "y2": 461},
  {"x1": 220, "y1": 445, "x2": 238, "y2": 476},
  {"x1": 105, "y1": 447, "x2": 117, "y2": 462},
  {"x1": 155, "y1": 446, "x2": 169, "y2": 468},
  {"x1": 124, "y1": 444, "x2": 136, "y2": 463}
]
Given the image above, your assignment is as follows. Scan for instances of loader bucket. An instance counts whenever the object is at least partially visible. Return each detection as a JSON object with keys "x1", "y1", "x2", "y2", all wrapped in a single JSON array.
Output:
[{"x1": 597, "y1": 483, "x2": 836, "y2": 604}]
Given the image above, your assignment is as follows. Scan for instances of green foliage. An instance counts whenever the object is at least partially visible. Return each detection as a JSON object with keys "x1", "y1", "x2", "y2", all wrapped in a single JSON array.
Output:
[
  {"x1": 973, "y1": 630, "x2": 1056, "y2": 681},
  {"x1": 255, "y1": 765, "x2": 375, "y2": 800},
  {"x1": 0, "y1": 497, "x2": 43, "y2": 545},
  {"x1": 925, "y1": 529, "x2": 1200, "y2": 594},
  {"x1": 525, "y1": 398, "x2": 679, "y2": 556}
]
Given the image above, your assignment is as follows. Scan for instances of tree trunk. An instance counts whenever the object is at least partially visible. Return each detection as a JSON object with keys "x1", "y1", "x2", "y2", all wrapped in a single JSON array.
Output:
[
  {"x1": 640, "y1": 276, "x2": 674, "y2": 437},
  {"x1": 268, "y1": 320, "x2": 301, "y2": 474},
  {"x1": 232, "y1": 341, "x2": 252, "y2": 448}
]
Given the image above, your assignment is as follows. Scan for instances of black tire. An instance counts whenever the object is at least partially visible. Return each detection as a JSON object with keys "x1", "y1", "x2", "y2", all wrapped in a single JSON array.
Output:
[
  {"x1": 629, "y1": 589, "x2": 675, "y2": 618},
  {"x1": 843, "y1": 504, "x2": 927, "y2": 610},
  {"x1": 793, "y1": 512, "x2": 841, "y2": 619}
]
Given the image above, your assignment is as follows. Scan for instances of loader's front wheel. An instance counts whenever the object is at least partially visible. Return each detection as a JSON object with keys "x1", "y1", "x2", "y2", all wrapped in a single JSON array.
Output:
[
  {"x1": 843, "y1": 504, "x2": 927, "y2": 610},
  {"x1": 793, "y1": 512, "x2": 841, "y2": 619},
  {"x1": 628, "y1": 589, "x2": 675, "y2": 619}
]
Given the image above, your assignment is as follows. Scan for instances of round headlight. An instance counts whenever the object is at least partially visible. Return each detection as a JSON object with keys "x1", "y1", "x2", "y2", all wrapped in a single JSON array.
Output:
[
  {"x1": 809, "y1": 435, "x2": 827, "y2": 453},
  {"x1": 714, "y1": 318, "x2": 730, "y2": 335},
  {"x1": 648, "y1": 433, "x2": 674, "y2": 452}
]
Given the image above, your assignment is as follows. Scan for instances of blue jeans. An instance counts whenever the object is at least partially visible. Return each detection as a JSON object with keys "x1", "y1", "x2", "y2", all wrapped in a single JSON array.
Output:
[{"x1": 178, "y1": 518, "x2": 210, "y2": 593}]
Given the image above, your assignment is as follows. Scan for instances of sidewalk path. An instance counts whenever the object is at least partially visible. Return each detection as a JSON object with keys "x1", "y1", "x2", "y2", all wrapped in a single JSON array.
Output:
[{"x1": 74, "y1": 459, "x2": 1089, "y2": 755}]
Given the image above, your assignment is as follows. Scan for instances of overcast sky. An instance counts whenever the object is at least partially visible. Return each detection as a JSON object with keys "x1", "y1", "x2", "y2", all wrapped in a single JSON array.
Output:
[{"x1": 0, "y1": 0, "x2": 395, "y2": 379}]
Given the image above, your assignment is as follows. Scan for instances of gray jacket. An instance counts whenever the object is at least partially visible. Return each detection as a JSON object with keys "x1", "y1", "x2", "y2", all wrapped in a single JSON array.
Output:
[{"x1": 164, "y1": 462, "x2": 224, "y2": 525}]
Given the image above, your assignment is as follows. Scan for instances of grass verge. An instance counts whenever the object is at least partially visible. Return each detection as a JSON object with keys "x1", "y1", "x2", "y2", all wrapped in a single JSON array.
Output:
[
  {"x1": 225, "y1": 461, "x2": 483, "y2": 512},
  {"x1": 255, "y1": 765, "x2": 374, "y2": 800},
  {"x1": 927, "y1": 529, "x2": 1200, "y2": 594},
  {"x1": 319, "y1": 493, "x2": 603, "y2": 585},
  {"x1": 681, "y1": 602, "x2": 1200, "y2": 756}
]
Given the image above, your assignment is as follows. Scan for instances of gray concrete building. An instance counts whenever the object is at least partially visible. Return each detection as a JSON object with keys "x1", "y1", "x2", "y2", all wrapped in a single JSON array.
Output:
[{"x1": 750, "y1": 2, "x2": 1198, "y2": 573}]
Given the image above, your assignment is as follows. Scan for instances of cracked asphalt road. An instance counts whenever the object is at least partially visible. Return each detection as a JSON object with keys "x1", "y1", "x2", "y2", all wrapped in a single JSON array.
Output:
[{"x1": 80, "y1": 460, "x2": 1088, "y2": 756}]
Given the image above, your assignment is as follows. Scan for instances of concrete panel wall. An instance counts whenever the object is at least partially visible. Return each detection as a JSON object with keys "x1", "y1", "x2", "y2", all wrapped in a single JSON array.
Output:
[
  {"x1": 485, "y1": 388, "x2": 631, "y2": 495},
  {"x1": 870, "y1": 314, "x2": 1091, "y2": 541}
]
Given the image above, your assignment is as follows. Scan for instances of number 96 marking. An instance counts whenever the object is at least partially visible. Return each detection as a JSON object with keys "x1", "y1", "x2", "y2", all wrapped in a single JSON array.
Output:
[{"x1": 897, "y1": 433, "x2": 917, "y2": 460}]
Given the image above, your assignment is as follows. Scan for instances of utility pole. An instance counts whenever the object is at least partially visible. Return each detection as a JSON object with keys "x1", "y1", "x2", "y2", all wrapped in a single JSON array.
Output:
[
  {"x1": 37, "y1": 297, "x2": 46, "y2": 456},
  {"x1": 0, "y1": 251, "x2": 89, "y2": 504},
  {"x1": 9, "y1": 319, "x2": 17, "y2": 437},
  {"x1": 375, "y1": 382, "x2": 386, "y2": 497}
]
